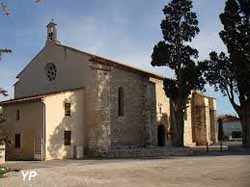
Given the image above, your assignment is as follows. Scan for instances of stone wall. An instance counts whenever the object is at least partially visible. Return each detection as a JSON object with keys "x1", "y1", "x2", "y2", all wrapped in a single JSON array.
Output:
[
  {"x1": 192, "y1": 93, "x2": 209, "y2": 145},
  {"x1": 184, "y1": 97, "x2": 195, "y2": 146},
  {"x1": 150, "y1": 78, "x2": 171, "y2": 145},
  {"x1": 86, "y1": 61, "x2": 112, "y2": 155},
  {"x1": 191, "y1": 92, "x2": 217, "y2": 145},
  {"x1": 143, "y1": 82, "x2": 157, "y2": 146},
  {"x1": 110, "y1": 66, "x2": 156, "y2": 148}
]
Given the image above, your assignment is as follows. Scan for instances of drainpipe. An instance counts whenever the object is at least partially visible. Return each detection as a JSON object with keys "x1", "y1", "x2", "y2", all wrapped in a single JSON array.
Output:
[{"x1": 41, "y1": 101, "x2": 46, "y2": 161}]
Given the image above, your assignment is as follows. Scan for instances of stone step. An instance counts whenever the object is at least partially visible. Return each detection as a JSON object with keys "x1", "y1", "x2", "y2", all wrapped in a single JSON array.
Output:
[{"x1": 101, "y1": 147, "x2": 193, "y2": 158}]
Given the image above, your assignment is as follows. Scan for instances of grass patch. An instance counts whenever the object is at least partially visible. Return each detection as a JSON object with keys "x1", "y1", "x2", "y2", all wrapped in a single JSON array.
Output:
[{"x1": 0, "y1": 167, "x2": 9, "y2": 178}]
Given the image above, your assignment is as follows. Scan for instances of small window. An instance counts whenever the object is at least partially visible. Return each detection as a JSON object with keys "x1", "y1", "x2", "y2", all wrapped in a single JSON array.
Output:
[
  {"x1": 48, "y1": 32, "x2": 53, "y2": 40},
  {"x1": 65, "y1": 103, "x2": 71, "y2": 116},
  {"x1": 64, "y1": 131, "x2": 71, "y2": 146},
  {"x1": 15, "y1": 134, "x2": 21, "y2": 149},
  {"x1": 118, "y1": 87, "x2": 124, "y2": 116},
  {"x1": 16, "y1": 110, "x2": 20, "y2": 121}
]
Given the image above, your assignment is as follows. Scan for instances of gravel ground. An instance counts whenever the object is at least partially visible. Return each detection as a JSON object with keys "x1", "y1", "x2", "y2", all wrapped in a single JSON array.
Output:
[{"x1": 1, "y1": 155, "x2": 250, "y2": 187}]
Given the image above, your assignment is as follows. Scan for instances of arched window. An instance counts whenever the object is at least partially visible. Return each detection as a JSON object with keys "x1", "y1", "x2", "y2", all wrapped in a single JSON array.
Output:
[
  {"x1": 16, "y1": 109, "x2": 20, "y2": 121},
  {"x1": 118, "y1": 87, "x2": 124, "y2": 116}
]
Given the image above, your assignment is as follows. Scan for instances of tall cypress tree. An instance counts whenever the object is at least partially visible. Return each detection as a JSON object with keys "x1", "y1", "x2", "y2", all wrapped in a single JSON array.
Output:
[
  {"x1": 203, "y1": 0, "x2": 250, "y2": 147},
  {"x1": 151, "y1": 0, "x2": 205, "y2": 146}
]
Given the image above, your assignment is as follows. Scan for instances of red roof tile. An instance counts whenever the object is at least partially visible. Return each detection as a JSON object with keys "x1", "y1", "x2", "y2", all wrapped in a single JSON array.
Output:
[{"x1": 0, "y1": 87, "x2": 84, "y2": 105}]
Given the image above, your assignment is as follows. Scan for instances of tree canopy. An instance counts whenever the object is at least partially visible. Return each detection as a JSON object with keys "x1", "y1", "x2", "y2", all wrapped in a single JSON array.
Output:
[
  {"x1": 203, "y1": 0, "x2": 250, "y2": 147},
  {"x1": 203, "y1": 0, "x2": 250, "y2": 114},
  {"x1": 151, "y1": 0, "x2": 205, "y2": 146}
]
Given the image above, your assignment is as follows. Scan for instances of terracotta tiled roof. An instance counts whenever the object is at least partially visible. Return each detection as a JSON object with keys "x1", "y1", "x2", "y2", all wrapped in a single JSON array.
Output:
[
  {"x1": 0, "y1": 87, "x2": 84, "y2": 106},
  {"x1": 0, "y1": 95, "x2": 43, "y2": 105}
]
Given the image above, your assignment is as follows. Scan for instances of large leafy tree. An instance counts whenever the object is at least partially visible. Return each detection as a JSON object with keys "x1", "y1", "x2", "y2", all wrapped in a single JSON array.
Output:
[
  {"x1": 151, "y1": 0, "x2": 205, "y2": 146},
  {"x1": 203, "y1": 0, "x2": 250, "y2": 147}
]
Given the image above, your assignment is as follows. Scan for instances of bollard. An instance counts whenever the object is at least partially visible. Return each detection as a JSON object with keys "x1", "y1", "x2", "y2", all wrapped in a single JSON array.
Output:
[{"x1": 220, "y1": 141, "x2": 223, "y2": 152}]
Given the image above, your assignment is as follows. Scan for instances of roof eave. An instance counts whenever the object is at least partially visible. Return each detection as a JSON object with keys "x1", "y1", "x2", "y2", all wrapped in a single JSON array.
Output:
[{"x1": 57, "y1": 43, "x2": 165, "y2": 80}]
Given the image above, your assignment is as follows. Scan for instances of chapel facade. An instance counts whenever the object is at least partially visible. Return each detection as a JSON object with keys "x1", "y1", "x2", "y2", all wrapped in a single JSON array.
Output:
[{"x1": 0, "y1": 22, "x2": 217, "y2": 160}]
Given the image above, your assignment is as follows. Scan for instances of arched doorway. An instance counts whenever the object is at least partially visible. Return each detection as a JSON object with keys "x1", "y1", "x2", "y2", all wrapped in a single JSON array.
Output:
[{"x1": 157, "y1": 125, "x2": 166, "y2": 146}]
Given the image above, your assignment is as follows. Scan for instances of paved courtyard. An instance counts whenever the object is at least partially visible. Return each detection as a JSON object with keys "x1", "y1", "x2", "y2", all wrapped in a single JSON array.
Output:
[{"x1": 1, "y1": 155, "x2": 250, "y2": 187}]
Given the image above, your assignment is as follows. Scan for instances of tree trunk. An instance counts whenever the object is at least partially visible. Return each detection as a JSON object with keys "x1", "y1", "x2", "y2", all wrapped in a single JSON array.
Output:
[
  {"x1": 170, "y1": 101, "x2": 177, "y2": 145},
  {"x1": 170, "y1": 102, "x2": 184, "y2": 147},
  {"x1": 241, "y1": 102, "x2": 250, "y2": 147},
  {"x1": 175, "y1": 110, "x2": 184, "y2": 147}
]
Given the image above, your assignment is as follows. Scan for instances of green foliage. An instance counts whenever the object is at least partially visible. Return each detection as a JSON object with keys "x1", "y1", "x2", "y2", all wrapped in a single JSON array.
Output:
[
  {"x1": 203, "y1": 0, "x2": 250, "y2": 146},
  {"x1": 151, "y1": 0, "x2": 205, "y2": 104},
  {"x1": 151, "y1": 0, "x2": 204, "y2": 146},
  {"x1": 203, "y1": 0, "x2": 250, "y2": 111},
  {"x1": 0, "y1": 167, "x2": 9, "y2": 177},
  {"x1": 220, "y1": 0, "x2": 250, "y2": 102},
  {"x1": 201, "y1": 52, "x2": 240, "y2": 109}
]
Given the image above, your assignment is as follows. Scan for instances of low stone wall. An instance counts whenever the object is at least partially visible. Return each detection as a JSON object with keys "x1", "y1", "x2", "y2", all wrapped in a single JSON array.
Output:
[{"x1": 88, "y1": 146, "x2": 193, "y2": 158}]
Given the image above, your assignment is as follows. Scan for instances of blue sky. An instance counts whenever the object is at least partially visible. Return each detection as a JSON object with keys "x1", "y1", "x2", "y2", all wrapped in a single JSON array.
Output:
[{"x1": 0, "y1": 0, "x2": 237, "y2": 115}]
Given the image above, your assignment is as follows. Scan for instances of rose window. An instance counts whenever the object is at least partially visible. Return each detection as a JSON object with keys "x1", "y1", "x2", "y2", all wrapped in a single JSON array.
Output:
[{"x1": 45, "y1": 63, "x2": 57, "y2": 81}]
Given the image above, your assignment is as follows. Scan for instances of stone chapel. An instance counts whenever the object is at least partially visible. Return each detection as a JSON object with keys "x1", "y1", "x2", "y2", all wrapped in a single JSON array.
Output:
[{"x1": 0, "y1": 22, "x2": 217, "y2": 160}]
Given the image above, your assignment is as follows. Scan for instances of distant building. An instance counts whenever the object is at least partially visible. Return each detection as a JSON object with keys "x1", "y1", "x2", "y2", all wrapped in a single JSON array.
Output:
[{"x1": 220, "y1": 115, "x2": 242, "y2": 140}]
